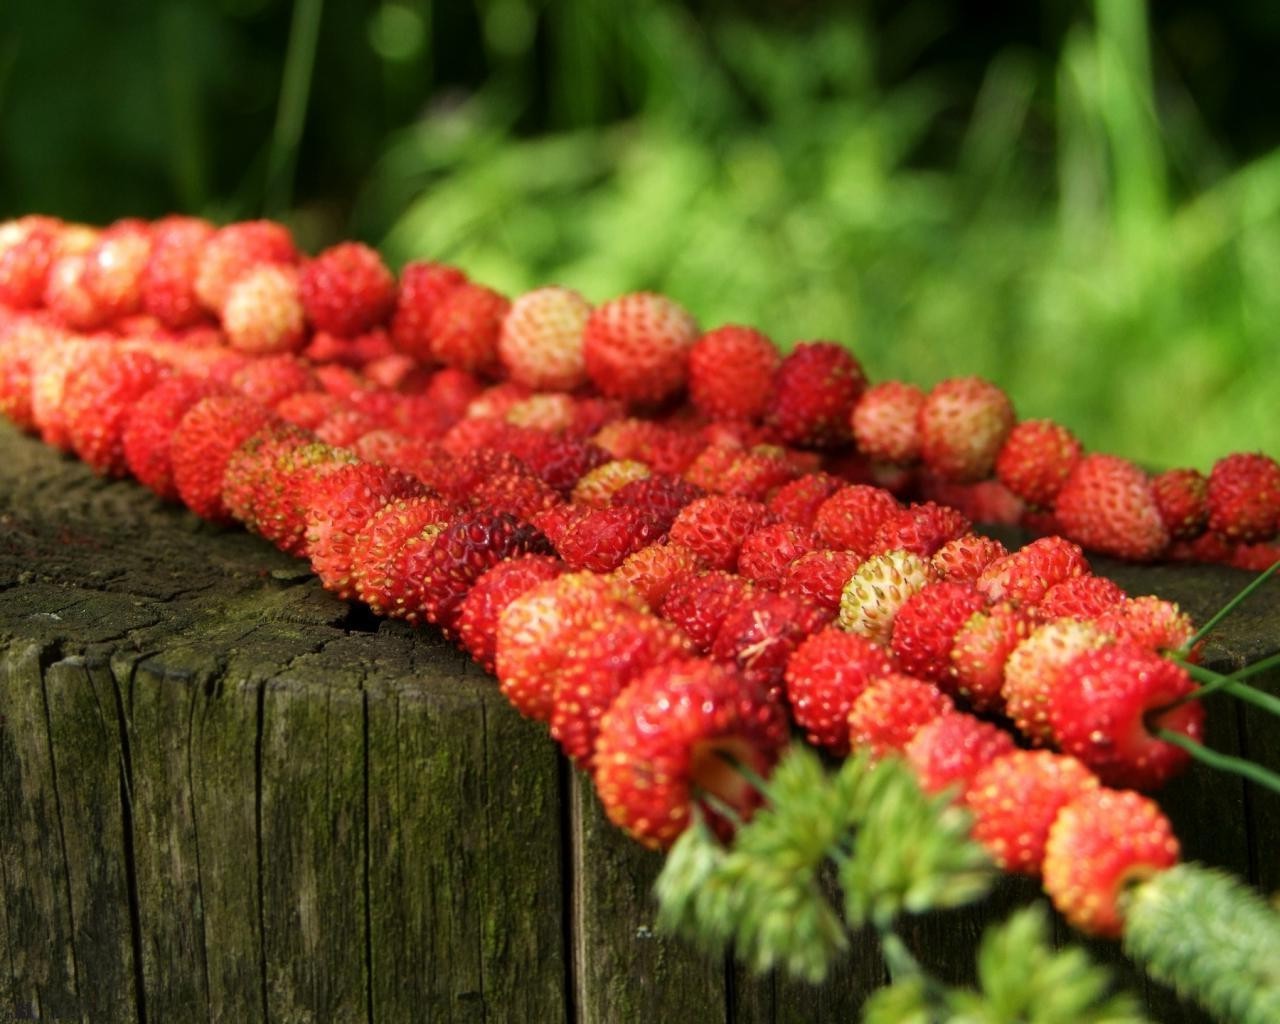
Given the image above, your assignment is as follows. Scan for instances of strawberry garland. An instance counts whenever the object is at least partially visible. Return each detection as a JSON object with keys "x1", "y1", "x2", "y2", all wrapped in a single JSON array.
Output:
[{"x1": 3, "y1": 213, "x2": 1280, "y2": 1021}]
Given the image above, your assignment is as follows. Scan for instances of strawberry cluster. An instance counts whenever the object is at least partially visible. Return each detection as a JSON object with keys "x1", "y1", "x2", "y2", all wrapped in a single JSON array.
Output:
[{"x1": 0, "y1": 212, "x2": 1270, "y2": 946}]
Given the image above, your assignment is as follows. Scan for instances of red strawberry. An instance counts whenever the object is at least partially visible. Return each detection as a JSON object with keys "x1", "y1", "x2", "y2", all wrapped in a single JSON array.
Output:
[
  {"x1": 851, "y1": 380, "x2": 925, "y2": 464},
  {"x1": 141, "y1": 216, "x2": 215, "y2": 329},
  {"x1": 713, "y1": 446, "x2": 799, "y2": 501},
  {"x1": 582, "y1": 292, "x2": 699, "y2": 404},
  {"x1": 551, "y1": 608, "x2": 692, "y2": 770},
  {"x1": 0, "y1": 318, "x2": 57, "y2": 431},
  {"x1": 469, "y1": 470, "x2": 561, "y2": 520},
  {"x1": 1002, "y1": 620, "x2": 1110, "y2": 745},
  {"x1": 221, "y1": 424, "x2": 333, "y2": 546},
  {"x1": 1048, "y1": 644, "x2": 1204, "y2": 790},
  {"x1": 299, "y1": 241, "x2": 396, "y2": 336},
  {"x1": 784, "y1": 629, "x2": 895, "y2": 755},
  {"x1": 594, "y1": 658, "x2": 789, "y2": 849},
  {"x1": 122, "y1": 375, "x2": 225, "y2": 499},
  {"x1": 496, "y1": 572, "x2": 642, "y2": 721},
  {"x1": 687, "y1": 325, "x2": 779, "y2": 421},
  {"x1": 306, "y1": 462, "x2": 429, "y2": 597},
  {"x1": 1042, "y1": 788, "x2": 1180, "y2": 937},
  {"x1": 710, "y1": 591, "x2": 832, "y2": 699},
  {"x1": 519, "y1": 435, "x2": 612, "y2": 495},
  {"x1": 813, "y1": 484, "x2": 901, "y2": 556},
  {"x1": 572, "y1": 459, "x2": 652, "y2": 507},
  {"x1": 613, "y1": 542, "x2": 704, "y2": 607},
  {"x1": 904, "y1": 712, "x2": 1015, "y2": 796},
  {"x1": 455, "y1": 554, "x2": 565, "y2": 672},
  {"x1": 274, "y1": 390, "x2": 343, "y2": 430},
  {"x1": 43, "y1": 253, "x2": 103, "y2": 330},
  {"x1": 1207, "y1": 452, "x2": 1280, "y2": 542},
  {"x1": 1229, "y1": 541, "x2": 1280, "y2": 572},
  {"x1": 681, "y1": 441, "x2": 744, "y2": 492},
  {"x1": 668, "y1": 494, "x2": 775, "y2": 570},
  {"x1": 1054, "y1": 454, "x2": 1169, "y2": 561},
  {"x1": 659, "y1": 569, "x2": 756, "y2": 653},
  {"x1": 1033, "y1": 575, "x2": 1125, "y2": 622},
  {"x1": 222, "y1": 264, "x2": 306, "y2": 354},
  {"x1": 918, "y1": 475, "x2": 1025, "y2": 527},
  {"x1": 350, "y1": 496, "x2": 455, "y2": 616},
  {"x1": 554, "y1": 505, "x2": 664, "y2": 573},
  {"x1": 497, "y1": 285, "x2": 591, "y2": 391},
  {"x1": 194, "y1": 220, "x2": 298, "y2": 313},
  {"x1": 230, "y1": 353, "x2": 319, "y2": 408},
  {"x1": 919, "y1": 377, "x2": 1015, "y2": 483},
  {"x1": 315, "y1": 408, "x2": 380, "y2": 447},
  {"x1": 947, "y1": 602, "x2": 1030, "y2": 711},
  {"x1": 967, "y1": 751, "x2": 1098, "y2": 875},
  {"x1": 767, "y1": 471, "x2": 844, "y2": 528},
  {"x1": 995, "y1": 419, "x2": 1082, "y2": 506},
  {"x1": 975, "y1": 536, "x2": 1089, "y2": 606},
  {"x1": 736, "y1": 522, "x2": 819, "y2": 589},
  {"x1": 81, "y1": 220, "x2": 152, "y2": 323},
  {"x1": 59, "y1": 348, "x2": 166, "y2": 476},
  {"x1": 170, "y1": 395, "x2": 275, "y2": 522},
  {"x1": 1151, "y1": 467, "x2": 1209, "y2": 540},
  {"x1": 390, "y1": 261, "x2": 467, "y2": 360},
  {"x1": 890, "y1": 581, "x2": 986, "y2": 682},
  {"x1": 766, "y1": 342, "x2": 865, "y2": 448},
  {"x1": 611, "y1": 473, "x2": 706, "y2": 534},
  {"x1": 847, "y1": 673, "x2": 953, "y2": 756},
  {"x1": 0, "y1": 216, "x2": 60, "y2": 309},
  {"x1": 426, "y1": 282, "x2": 509, "y2": 375},
  {"x1": 837, "y1": 550, "x2": 938, "y2": 644},
  {"x1": 780, "y1": 549, "x2": 863, "y2": 611},
  {"x1": 931, "y1": 533, "x2": 1007, "y2": 583},
  {"x1": 871, "y1": 502, "x2": 971, "y2": 558}
]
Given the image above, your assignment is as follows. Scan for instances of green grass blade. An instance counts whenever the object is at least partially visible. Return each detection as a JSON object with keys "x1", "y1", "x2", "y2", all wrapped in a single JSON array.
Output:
[{"x1": 264, "y1": 0, "x2": 325, "y2": 217}]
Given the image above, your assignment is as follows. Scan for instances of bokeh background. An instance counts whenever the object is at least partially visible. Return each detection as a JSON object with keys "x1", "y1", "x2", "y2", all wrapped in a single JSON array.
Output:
[{"x1": 3, "y1": 0, "x2": 1278, "y2": 467}]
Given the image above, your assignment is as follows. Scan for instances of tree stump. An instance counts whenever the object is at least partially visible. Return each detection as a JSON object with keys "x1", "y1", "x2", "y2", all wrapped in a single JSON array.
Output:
[{"x1": 1, "y1": 419, "x2": 1276, "y2": 1023}]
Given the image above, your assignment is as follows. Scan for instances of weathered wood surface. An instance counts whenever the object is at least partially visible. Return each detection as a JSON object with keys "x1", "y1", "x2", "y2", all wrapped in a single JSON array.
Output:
[{"x1": 1, "y1": 418, "x2": 1277, "y2": 1023}]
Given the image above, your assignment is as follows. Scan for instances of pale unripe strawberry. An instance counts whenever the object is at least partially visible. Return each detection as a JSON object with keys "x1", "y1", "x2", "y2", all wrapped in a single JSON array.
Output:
[
  {"x1": 498, "y1": 286, "x2": 592, "y2": 390},
  {"x1": 222, "y1": 264, "x2": 306, "y2": 354},
  {"x1": 919, "y1": 376, "x2": 1015, "y2": 482},
  {"x1": 582, "y1": 292, "x2": 699, "y2": 404},
  {"x1": 837, "y1": 549, "x2": 938, "y2": 644}
]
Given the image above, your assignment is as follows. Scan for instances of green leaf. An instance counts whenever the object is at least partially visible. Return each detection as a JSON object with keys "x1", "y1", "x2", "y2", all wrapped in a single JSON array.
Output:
[{"x1": 861, "y1": 976, "x2": 936, "y2": 1024}]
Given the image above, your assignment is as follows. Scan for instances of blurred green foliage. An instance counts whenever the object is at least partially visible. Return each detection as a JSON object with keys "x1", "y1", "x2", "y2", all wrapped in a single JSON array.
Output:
[{"x1": 2, "y1": 0, "x2": 1277, "y2": 467}]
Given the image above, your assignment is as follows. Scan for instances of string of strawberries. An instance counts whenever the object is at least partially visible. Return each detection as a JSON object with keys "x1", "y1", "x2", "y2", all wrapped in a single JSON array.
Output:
[{"x1": 2, "y1": 213, "x2": 1280, "y2": 1022}]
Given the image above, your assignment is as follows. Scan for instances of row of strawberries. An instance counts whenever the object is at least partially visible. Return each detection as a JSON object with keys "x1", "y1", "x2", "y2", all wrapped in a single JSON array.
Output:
[{"x1": 0, "y1": 213, "x2": 1267, "y2": 952}]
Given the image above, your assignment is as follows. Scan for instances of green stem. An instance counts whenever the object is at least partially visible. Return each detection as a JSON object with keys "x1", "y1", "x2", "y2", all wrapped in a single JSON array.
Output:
[
  {"x1": 878, "y1": 928, "x2": 924, "y2": 982},
  {"x1": 714, "y1": 749, "x2": 775, "y2": 804},
  {"x1": 1168, "y1": 657, "x2": 1280, "y2": 718},
  {"x1": 696, "y1": 789, "x2": 745, "y2": 828},
  {"x1": 1155, "y1": 730, "x2": 1280, "y2": 796},
  {"x1": 264, "y1": 0, "x2": 325, "y2": 216},
  {"x1": 1180, "y1": 558, "x2": 1280, "y2": 654}
]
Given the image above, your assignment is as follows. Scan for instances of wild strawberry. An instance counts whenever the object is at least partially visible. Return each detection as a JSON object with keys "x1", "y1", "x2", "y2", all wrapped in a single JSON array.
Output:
[
  {"x1": 62, "y1": 349, "x2": 167, "y2": 476},
  {"x1": 554, "y1": 505, "x2": 664, "y2": 573},
  {"x1": 967, "y1": 751, "x2": 1098, "y2": 875},
  {"x1": 904, "y1": 712, "x2": 1016, "y2": 797},
  {"x1": 847, "y1": 673, "x2": 953, "y2": 756},
  {"x1": 766, "y1": 342, "x2": 865, "y2": 448},
  {"x1": 497, "y1": 285, "x2": 591, "y2": 390},
  {"x1": 687, "y1": 325, "x2": 779, "y2": 421},
  {"x1": 1048, "y1": 644, "x2": 1203, "y2": 790},
  {"x1": 513, "y1": 435, "x2": 610, "y2": 495},
  {"x1": 228, "y1": 353, "x2": 319, "y2": 409},
  {"x1": 812, "y1": 484, "x2": 901, "y2": 556},
  {"x1": 710, "y1": 591, "x2": 831, "y2": 699},
  {"x1": 306, "y1": 462, "x2": 429, "y2": 598},
  {"x1": 995, "y1": 419, "x2": 1082, "y2": 506},
  {"x1": 947, "y1": 602, "x2": 1030, "y2": 711},
  {"x1": 222, "y1": 423, "x2": 319, "y2": 536},
  {"x1": 918, "y1": 377, "x2": 1015, "y2": 483},
  {"x1": 350, "y1": 496, "x2": 455, "y2": 616},
  {"x1": 170, "y1": 395, "x2": 275, "y2": 522},
  {"x1": 43, "y1": 253, "x2": 102, "y2": 330},
  {"x1": 120, "y1": 375, "x2": 224, "y2": 499},
  {"x1": 316, "y1": 408, "x2": 380, "y2": 447},
  {"x1": 81, "y1": 220, "x2": 151, "y2": 323},
  {"x1": 669, "y1": 494, "x2": 774, "y2": 570},
  {"x1": 1034, "y1": 575, "x2": 1125, "y2": 622},
  {"x1": 919, "y1": 475, "x2": 1025, "y2": 527},
  {"x1": 890, "y1": 581, "x2": 986, "y2": 682},
  {"x1": 1207, "y1": 452, "x2": 1280, "y2": 542},
  {"x1": 713, "y1": 446, "x2": 798, "y2": 501},
  {"x1": 784, "y1": 629, "x2": 895, "y2": 755},
  {"x1": 195, "y1": 220, "x2": 298, "y2": 313},
  {"x1": 0, "y1": 216, "x2": 60, "y2": 309},
  {"x1": 1230, "y1": 541, "x2": 1280, "y2": 572},
  {"x1": 221, "y1": 264, "x2": 306, "y2": 354},
  {"x1": 424, "y1": 282, "x2": 507, "y2": 374},
  {"x1": 1002, "y1": 620, "x2": 1110, "y2": 745},
  {"x1": 612, "y1": 542, "x2": 704, "y2": 607},
  {"x1": 455, "y1": 554, "x2": 565, "y2": 672},
  {"x1": 851, "y1": 380, "x2": 925, "y2": 464},
  {"x1": 390, "y1": 261, "x2": 467, "y2": 360},
  {"x1": 837, "y1": 550, "x2": 937, "y2": 644},
  {"x1": 551, "y1": 608, "x2": 692, "y2": 770},
  {"x1": 931, "y1": 533, "x2": 1007, "y2": 583},
  {"x1": 611, "y1": 473, "x2": 705, "y2": 534},
  {"x1": 496, "y1": 572, "x2": 642, "y2": 721},
  {"x1": 582, "y1": 292, "x2": 699, "y2": 404},
  {"x1": 141, "y1": 216, "x2": 214, "y2": 329},
  {"x1": 736, "y1": 522, "x2": 819, "y2": 589},
  {"x1": 659, "y1": 569, "x2": 756, "y2": 653},
  {"x1": 975, "y1": 536, "x2": 1090, "y2": 606},
  {"x1": 0, "y1": 318, "x2": 59, "y2": 431},
  {"x1": 1166, "y1": 529, "x2": 1236, "y2": 566},
  {"x1": 871, "y1": 502, "x2": 971, "y2": 558},
  {"x1": 274, "y1": 390, "x2": 343, "y2": 430},
  {"x1": 594, "y1": 658, "x2": 788, "y2": 849},
  {"x1": 469, "y1": 470, "x2": 561, "y2": 520},
  {"x1": 1042, "y1": 788, "x2": 1179, "y2": 938},
  {"x1": 312, "y1": 363, "x2": 367, "y2": 400},
  {"x1": 780, "y1": 549, "x2": 863, "y2": 611},
  {"x1": 1151, "y1": 467, "x2": 1209, "y2": 540},
  {"x1": 767, "y1": 471, "x2": 844, "y2": 528},
  {"x1": 355, "y1": 431, "x2": 449, "y2": 486},
  {"x1": 681, "y1": 441, "x2": 744, "y2": 492},
  {"x1": 1055, "y1": 454, "x2": 1169, "y2": 561},
  {"x1": 572, "y1": 459, "x2": 651, "y2": 507},
  {"x1": 298, "y1": 242, "x2": 395, "y2": 336},
  {"x1": 505, "y1": 393, "x2": 576, "y2": 432}
]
